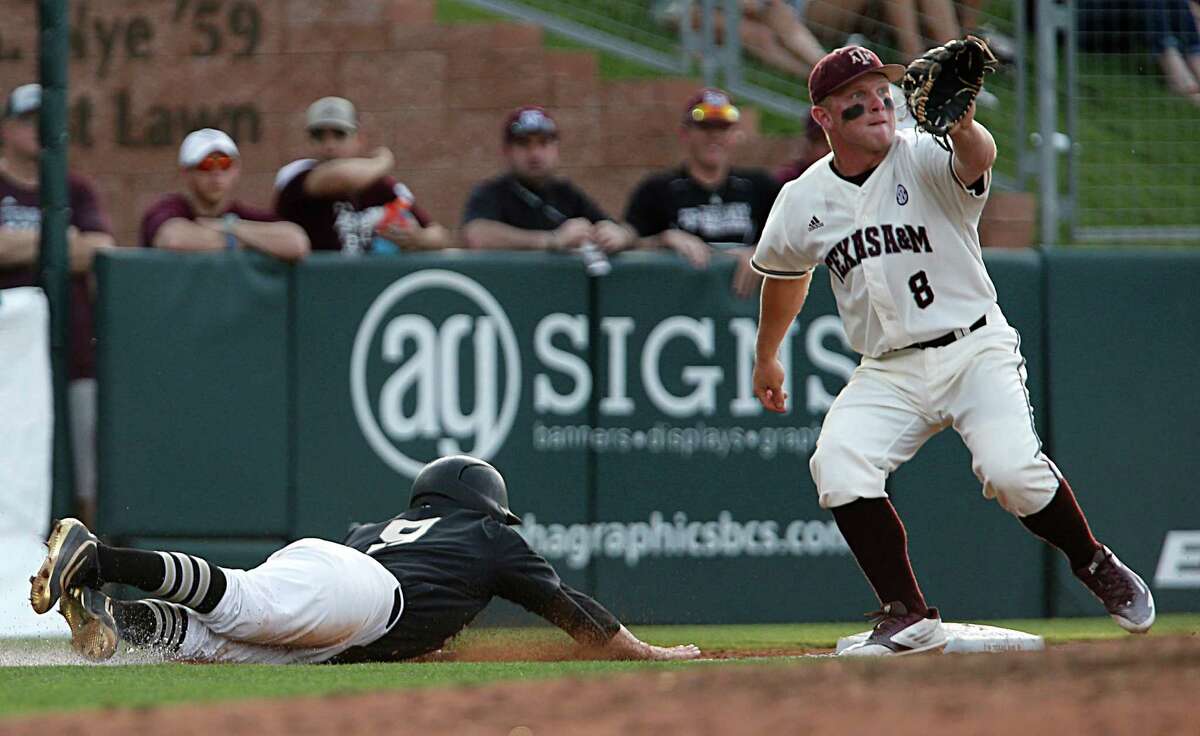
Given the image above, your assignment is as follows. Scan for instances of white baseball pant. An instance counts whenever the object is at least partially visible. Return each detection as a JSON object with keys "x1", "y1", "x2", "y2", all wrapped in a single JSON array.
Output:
[
  {"x1": 811, "y1": 305, "x2": 1061, "y2": 516},
  {"x1": 172, "y1": 538, "x2": 402, "y2": 664}
]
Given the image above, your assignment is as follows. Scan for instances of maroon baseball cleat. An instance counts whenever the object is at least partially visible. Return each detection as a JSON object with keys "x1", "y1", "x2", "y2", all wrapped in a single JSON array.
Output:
[
  {"x1": 1074, "y1": 545, "x2": 1156, "y2": 633},
  {"x1": 840, "y1": 601, "x2": 949, "y2": 657}
]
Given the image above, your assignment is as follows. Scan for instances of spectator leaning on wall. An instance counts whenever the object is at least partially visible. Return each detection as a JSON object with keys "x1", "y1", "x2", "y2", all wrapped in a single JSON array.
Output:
[
  {"x1": 624, "y1": 88, "x2": 781, "y2": 299},
  {"x1": 0, "y1": 83, "x2": 115, "y2": 527},
  {"x1": 139, "y1": 129, "x2": 309, "y2": 260},
  {"x1": 274, "y1": 96, "x2": 450, "y2": 254},
  {"x1": 461, "y1": 106, "x2": 636, "y2": 258}
]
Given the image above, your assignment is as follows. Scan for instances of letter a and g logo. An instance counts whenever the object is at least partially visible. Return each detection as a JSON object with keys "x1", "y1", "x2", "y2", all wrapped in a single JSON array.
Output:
[{"x1": 350, "y1": 270, "x2": 521, "y2": 477}]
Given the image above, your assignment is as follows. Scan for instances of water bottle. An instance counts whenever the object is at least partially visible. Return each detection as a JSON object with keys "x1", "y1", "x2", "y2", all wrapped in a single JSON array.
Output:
[
  {"x1": 372, "y1": 184, "x2": 418, "y2": 255},
  {"x1": 579, "y1": 241, "x2": 611, "y2": 277}
]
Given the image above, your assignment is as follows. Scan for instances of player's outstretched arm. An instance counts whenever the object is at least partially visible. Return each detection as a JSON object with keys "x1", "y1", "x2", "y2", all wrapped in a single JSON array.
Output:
[
  {"x1": 492, "y1": 529, "x2": 702, "y2": 660},
  {"x1": 595, "y1": 625, "x2": 702, "y2": 661},
  {"x1": 948, "y1": 102, "x2": 996, "y2": 191}
]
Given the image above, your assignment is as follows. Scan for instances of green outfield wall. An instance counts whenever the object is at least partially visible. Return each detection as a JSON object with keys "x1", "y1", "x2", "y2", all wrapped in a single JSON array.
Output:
[
  {"x1": 93, "y1": 248, "x2": 1200, "y2": 624},
  {"x1": 1043, "y1": 250, "x2": 1200, "y2": 618}
]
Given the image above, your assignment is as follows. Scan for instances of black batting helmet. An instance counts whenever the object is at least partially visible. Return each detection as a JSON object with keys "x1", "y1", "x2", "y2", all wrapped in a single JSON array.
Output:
[{"x1": 408, "y1": 455, "x2": 521, "y2": 525}]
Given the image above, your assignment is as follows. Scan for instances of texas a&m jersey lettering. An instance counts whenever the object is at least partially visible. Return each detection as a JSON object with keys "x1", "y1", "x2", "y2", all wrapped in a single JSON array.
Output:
[
  {"x1": 823, "y1": 224, "x2": 932, "y2": 283},
  {"x1": 751, "y1": 128, "x2": 998, "y2": 357}
]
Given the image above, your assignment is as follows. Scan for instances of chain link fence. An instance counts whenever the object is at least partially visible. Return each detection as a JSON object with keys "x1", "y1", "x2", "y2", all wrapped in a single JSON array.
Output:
[
  {"x1": 1070, "y1": 0, "x2": 1200, "y2": 241},
  {"x1": 468, "y1": 0, "x2": 1200, "y2": 243}
]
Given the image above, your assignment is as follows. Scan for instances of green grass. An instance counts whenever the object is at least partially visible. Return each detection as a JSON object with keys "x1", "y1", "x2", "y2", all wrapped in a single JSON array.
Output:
[
  {"x1": 436, "y1": 0, "x2": 801, "y2": 129},
  {"x1": 0, "y1": 658, "x2": 691, "y2": 718},
  {"x1": 2, "y1": 614, "x2": 1198, "y2": 719},
  {"x1": 439, "y1": 0, "x2": 668, "y2": 80},
  {"x1": 435, "y1": 0, "x2": 504, "y2": 23}
]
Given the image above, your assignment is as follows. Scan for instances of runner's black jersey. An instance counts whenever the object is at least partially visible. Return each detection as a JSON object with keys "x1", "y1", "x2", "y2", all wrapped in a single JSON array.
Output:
[{"x1": 335, "y1": 506, "x2": 620, "y2": 662}]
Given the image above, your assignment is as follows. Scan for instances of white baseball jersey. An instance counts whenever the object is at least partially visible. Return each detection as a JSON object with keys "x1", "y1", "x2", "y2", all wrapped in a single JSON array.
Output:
[{"x1": 752, "y1": 128, "x2": 996, "y2": 358}]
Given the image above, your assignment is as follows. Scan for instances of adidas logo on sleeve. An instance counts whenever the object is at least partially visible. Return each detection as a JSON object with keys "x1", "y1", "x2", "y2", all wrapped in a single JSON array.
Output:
[{"x1": 808, "y1": 216, "x2": 824, "y2": 232}]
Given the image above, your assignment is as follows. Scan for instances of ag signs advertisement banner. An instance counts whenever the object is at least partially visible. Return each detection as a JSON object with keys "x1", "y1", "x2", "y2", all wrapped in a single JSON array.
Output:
[
  {"x1": 297, "y1": 252, "x2": 866, "y2": 622},
  {"x1": 99, "y1": 250, "x2": 1056, "y2": 624}
]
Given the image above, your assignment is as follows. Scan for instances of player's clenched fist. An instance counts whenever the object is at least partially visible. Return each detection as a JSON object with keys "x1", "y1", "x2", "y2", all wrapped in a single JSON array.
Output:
[{"x1": 753, "y1": 357, "x2": 788, "y2": 413}]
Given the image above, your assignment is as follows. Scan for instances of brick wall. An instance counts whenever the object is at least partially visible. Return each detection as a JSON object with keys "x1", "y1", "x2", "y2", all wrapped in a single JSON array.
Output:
[
  {"x1": 0, "y1": 0, "x2": 800, "y2": 246},
  {"x1": 1, "y1": 0, "x2": 1024, "y2": 247}
]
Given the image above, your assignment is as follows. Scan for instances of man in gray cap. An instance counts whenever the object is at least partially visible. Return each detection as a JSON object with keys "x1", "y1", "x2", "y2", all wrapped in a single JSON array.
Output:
[
  {"x1": 140, "y1": 128, "x2": 309, "y2": 260},
  {"x1": 274, "y1": 96, "x2": 449, "y2": 253},
  {"x1": 0, "y1": 83, "x2": 116, "y2": 526}
]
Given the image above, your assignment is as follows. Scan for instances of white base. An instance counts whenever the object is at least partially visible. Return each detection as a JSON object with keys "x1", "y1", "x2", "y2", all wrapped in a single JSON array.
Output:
[{"x1": 836, "y1": 622, "x2": 1045, "y2": 655}]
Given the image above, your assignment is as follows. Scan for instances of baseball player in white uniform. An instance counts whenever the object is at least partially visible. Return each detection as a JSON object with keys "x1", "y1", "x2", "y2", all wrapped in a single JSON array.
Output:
[{"x1": 750, "y1": 46, "x2": 1155, "y2": 655}]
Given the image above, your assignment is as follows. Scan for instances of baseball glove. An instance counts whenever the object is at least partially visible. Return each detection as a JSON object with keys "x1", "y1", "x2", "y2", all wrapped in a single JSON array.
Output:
[{"x1": 902, "y1": 36, "x2": 1000, "y2": 148}]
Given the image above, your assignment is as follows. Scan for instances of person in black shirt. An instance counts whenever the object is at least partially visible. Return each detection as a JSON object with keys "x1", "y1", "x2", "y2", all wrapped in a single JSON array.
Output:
[
  {"x1": 462, "y1": 106, "x2": 636, "y2": 257},
  {"x1": 624, "y1": 88, "x2": 783, "y2": 298},
  {"x1": 33, "y1": 456, "x2": 700, "y2": 664}
]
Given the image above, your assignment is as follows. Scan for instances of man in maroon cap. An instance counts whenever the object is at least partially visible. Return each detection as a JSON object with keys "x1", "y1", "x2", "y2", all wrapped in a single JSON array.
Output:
[
  {"x1": 461, "y1": 106, "x2": 635, "y2": 256},
  {"x1": 749, "y1": 46, "x2": 1155, "y2": 655},
  {"x1": 623, "y1": 88, "x2": 781, "y2": 298}
]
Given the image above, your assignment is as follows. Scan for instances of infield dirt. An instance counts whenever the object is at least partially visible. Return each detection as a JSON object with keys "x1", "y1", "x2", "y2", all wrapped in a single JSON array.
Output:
[{"x1": 5, "y1": 635, "x2": 1198, "y2": 735}]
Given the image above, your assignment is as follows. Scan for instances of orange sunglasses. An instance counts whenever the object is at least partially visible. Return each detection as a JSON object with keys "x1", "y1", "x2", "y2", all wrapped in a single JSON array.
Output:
[
  {"x1": 689, "y1": 102, "x2": 740, "y2": 125},
  {"x1": 194, "y1": 153, "x2": 236, "y2": 172}
]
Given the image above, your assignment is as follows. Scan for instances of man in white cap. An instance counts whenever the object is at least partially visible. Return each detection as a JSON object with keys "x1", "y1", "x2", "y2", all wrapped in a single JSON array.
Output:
[
  {"x1": 0, "y1": 82, "x2": 116, "y2": 526},
  {"x1": 274, "y1": 96, "x2": 449, "y2": 253},
  {"x1": 139, "y1": 128, "x2": 309, "y2": 260}
]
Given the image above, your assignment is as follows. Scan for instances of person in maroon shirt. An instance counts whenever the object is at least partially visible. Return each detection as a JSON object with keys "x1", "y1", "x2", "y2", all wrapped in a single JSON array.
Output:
[
  {"x1": 774, "y1": 114, "x2": 831, "y2": 184},
  {"x1": 274, "y1": 97, "x2": 450, "y2": 254},
  {"x1": 140, "y1": 128, "x2": 308, "y2": 260},
  {"x1": 0, "y1": 83, "x2": 116, "y2": 525}
]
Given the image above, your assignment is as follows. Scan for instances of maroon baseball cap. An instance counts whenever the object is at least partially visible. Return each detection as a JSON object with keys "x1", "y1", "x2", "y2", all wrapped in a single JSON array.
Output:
[
  {"x1": 808, "y1": 46, "x2": 905, "y2": 104},
  {"x1": 682, "y1": 88, "x2": 740, "y2": 127},
  {"x1": 503, "y1": 106, "x2": 558, "y2": 142}
]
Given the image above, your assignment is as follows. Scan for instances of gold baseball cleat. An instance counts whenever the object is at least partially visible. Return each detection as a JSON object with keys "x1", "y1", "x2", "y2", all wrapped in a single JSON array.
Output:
[
  {"x1": 30, "y1": 518, "x2": 99, "y2": 615},
  {"x1": 59, "y1": 586, "x2": 118, "y2": 662}
]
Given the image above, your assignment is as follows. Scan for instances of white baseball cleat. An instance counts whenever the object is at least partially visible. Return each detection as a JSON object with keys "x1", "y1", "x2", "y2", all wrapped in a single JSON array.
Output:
[{"x1": 839, "y1": 601, "x2": 949, "y2": 657}]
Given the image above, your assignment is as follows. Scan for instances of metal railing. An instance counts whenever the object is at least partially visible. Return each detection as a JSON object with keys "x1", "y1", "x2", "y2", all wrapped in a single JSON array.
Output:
[{"x1": 457, "y1": 0, "x2": 1026, "y2": 179}]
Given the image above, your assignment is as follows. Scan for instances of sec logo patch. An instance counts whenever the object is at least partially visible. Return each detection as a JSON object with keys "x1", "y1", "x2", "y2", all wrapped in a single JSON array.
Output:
[{"x1": 896, "y1": 184, "x2": 909, "y2": 205}]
